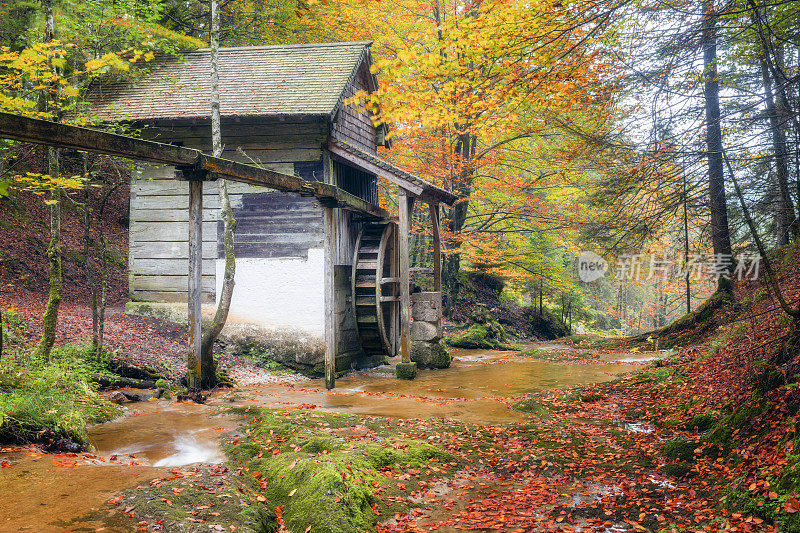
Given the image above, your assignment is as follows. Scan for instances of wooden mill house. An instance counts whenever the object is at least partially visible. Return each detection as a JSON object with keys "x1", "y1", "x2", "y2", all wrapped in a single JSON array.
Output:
[{"x1": 87, "y1": 41, "x2": 457, "y2": 382}]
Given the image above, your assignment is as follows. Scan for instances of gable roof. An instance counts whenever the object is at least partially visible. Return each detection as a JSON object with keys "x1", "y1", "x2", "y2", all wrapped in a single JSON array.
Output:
[{"x1": 87, "y1": 41, "x2": 375, "y2": 123}]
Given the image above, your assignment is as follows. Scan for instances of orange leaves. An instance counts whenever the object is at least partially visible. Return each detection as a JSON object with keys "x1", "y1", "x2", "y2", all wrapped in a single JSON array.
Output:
[{"x1": 784, "y1": 498, "x2": 799, "y2": 514}]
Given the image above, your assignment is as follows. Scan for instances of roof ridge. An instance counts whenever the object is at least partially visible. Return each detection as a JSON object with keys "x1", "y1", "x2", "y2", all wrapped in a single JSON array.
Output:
[{"x1": 192, "y1": 41, "x2": 373, "y2": 53}]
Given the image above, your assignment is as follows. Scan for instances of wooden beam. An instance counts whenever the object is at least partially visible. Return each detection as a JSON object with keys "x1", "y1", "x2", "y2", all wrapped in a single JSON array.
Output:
[
  {"x1": 429, "y1": 203, "x2": 442, "y2": 294},
  {"x1": 327, "y1": 140, "x2": 458, "y2": 206},
  {"x1": 0, "y1": 111, "x2": 198, "y2": 166},
  {"x1": 200, "y1": 155, "x2": 387, "y2": 219},
  {"x1": 323, "y1": 206, "x2": 336, "y2": 389},
  {"x1": 187, "y1": 179, "x2": 203, "y2": 390},
  {"x1": 398, "y1": 189, "x2": 413, "y2": 364},
  {"x1": 0, "y1": 112, "x2": 389, "y2": 219},
  {"x1": 429, "y1": 203, "x2": 443, "y2": 336},
  {"x1": 328, "y1": 143, "x2": 424, "y2": 197}
]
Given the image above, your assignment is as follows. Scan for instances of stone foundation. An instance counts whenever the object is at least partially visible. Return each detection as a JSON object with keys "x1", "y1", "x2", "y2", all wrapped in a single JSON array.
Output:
[{"x1": 410, "y1": 292, "x2": 451, "y2": 369}]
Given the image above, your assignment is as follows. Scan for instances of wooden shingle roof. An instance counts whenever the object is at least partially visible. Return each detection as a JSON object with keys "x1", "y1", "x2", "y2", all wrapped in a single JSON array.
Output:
[{"x1": 87, "y1": 41, "x2": 375, "y2": 122}]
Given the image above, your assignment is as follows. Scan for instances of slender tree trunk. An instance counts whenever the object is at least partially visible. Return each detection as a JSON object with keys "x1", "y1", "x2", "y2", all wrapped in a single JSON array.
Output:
[
  {"x1": 442, "y1": 132, "x2": 475, "y2": 316},
  {"x1": 34, "y1": 149, "x2": 61, "y2": 361},
  {"x1": 199, "y1": 0, "x2": 234, "y2": 388},
  {"x1": 539, "y1": 279, "x2": 543, "y2": 314},
  {"x1": 702, "y1": 0, "x2": 733, "y2": 293},
  {"x1": 33, "y1": 0, "x2": 62, "y2": 361},
  {"x1": 759, "y1": 53, "x2": 795, "y2": 245},
  {"x1": 96, "y1": 183, "x2": 119, "y2": 353},
  {"x1": 82, "y1": 158, "x2": 99, "y2": 351},
  {"x1": 682, "y1": 167, "x2": 691, "y2": 313}
]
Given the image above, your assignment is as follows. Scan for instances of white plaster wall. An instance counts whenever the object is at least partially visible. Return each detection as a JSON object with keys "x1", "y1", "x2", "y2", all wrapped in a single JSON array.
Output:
[{"x1": 215, "y1": 249, "x2": 325, "y2": 336}]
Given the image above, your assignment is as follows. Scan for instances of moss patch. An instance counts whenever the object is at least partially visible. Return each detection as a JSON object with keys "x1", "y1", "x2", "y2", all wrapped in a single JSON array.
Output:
[
  {"x1": 512, "y1": 398, "x2": 552, "y2": 418},
  {"x1": 0, "y1": 342, "x2": 121, "y2": 446},
  {"x1": 225, "y1": 408, "x2": 456, "y2": 533},
  {"x1": 396, "y1": 362, "x2": 418, "y2": 379},
  {"x1": 663, "y1": 439, "x2": 698, "y2": 462}
]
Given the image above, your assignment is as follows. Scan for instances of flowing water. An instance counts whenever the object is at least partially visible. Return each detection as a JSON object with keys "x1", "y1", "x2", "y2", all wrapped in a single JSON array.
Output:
[{"x1": 0, "y1": 346, "x2": 658, "y2": 532}]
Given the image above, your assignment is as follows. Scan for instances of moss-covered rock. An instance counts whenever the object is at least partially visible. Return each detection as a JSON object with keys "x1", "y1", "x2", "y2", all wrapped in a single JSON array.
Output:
[
  {"x1": 663, "y1": 439, "x2": 698, "y2": 462},
  {"x1": 396, "y1": 362, "x2": 418, "y2": 379},
  {"x1": 411, "y1": 340, "x2": 451, "y2": 369},
  {"x1": 225, "y1": 408, "x2": 455, "y2": 533},
  {"x1": 685, "y1": 412, "x2": 719, "y2": 432},
  {"x1": 662, "y1": 463, "x2": 693, "y2": 478},
  {"x1": 446, "y1": 315, "x2": 513, "y2": 350}
]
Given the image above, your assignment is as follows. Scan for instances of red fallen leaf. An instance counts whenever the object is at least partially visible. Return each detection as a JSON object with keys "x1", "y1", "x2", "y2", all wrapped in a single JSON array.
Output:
[
  {"x1": 784, "y1": 498, "x2": 799, "y2": 513},
  {"x1": 54, "y1": 459, "x2": 79, "y2": 468},
  {"x1": 251, "y1": 471, "x2": 262, "y2": 479},
  {"x1": 172, "y1": 487, "x2": 184, "y2": 495},
  {"x1": 1, "y1": 460, "x2": 11, "y2": 468}
]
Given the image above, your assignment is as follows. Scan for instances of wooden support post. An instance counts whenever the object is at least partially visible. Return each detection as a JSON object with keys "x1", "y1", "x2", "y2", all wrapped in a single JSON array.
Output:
[
  {"x1": 398, "y1": 189, "x2": 413, "y2": 364},
  {"x1": 429, "y1": 202, "x2": 442, "y2": 335},
  {"x1": 187, "y1": 178, "x2": 203, "y2": 390},
  {"x1": 323, "y1": 205, "x2": 336, "y2": 389}
]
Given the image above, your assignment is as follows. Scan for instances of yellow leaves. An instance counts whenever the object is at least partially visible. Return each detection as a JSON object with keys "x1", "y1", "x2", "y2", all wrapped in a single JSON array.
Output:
[{"x1": 8, "y1": 172, "x2": 86, "y2": 197}]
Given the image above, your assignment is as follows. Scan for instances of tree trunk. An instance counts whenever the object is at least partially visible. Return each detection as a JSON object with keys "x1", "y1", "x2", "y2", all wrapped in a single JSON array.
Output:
[
  {"x1": 34, "y1": 148, "x2": 61, "y2": 361},
  {"x1": 682, "y1": 165, "x2": 691, "y2": 314},
  {"x1": 702, "y1": 0, "x2": 733, "y2": 293},
  {"x1": 82, "y1": 158, "x2": 99, "y2": 351},
  {"x1": 33, "y1": 0, "x2": 61, "y2": 361},
  {"x1": 198, "y1": 0, "x2": 233, "y2": 388},
  {"x1": 442, "y1": 131, "x2": 475, "y2": 317},
  {"x1": 96, "y1": 183, "x2": 119, "y2": 353},
  {"x1": 759, "y1": 54, "x2": 795, "y2": 245}
]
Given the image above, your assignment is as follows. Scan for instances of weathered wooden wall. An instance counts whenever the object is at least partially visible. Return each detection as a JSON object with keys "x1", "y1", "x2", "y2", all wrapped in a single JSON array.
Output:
[
  {"x1": 130, "y1": 164, "x2": 218, "y2": 302},
  {"x1": 331, "y1": 64, "x2": 379, "y2": 154}
]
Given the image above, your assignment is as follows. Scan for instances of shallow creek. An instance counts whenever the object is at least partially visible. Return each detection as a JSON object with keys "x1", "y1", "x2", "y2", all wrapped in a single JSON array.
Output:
[{"x1": 0, "y1": 346, "x2": 658, "y2": 532}]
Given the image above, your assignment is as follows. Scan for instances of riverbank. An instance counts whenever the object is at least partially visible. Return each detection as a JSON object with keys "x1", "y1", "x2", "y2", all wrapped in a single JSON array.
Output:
[{"x1": 1, "y1": 335, "x2": 795, "y2": 532}]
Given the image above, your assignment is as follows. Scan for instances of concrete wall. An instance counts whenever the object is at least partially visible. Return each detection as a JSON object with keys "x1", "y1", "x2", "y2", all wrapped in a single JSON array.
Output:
[{"x1": 217, "y1": 252, "x2": 324, "y2": 337}]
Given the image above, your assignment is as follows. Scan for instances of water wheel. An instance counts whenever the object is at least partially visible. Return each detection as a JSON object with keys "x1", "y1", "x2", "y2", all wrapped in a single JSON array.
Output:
[{"x1": 351, "y1": 222, "x2": 399, "y2": 357}]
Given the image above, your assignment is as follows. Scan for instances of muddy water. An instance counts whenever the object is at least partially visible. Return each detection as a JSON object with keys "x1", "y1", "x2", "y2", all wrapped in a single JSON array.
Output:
[
  {"x1": 0, "y1": 346, "x2": 651, "y2": 532},
  {"x1": 0, "y1": 400, "x2": 240, "y2": 533},
  {"x1": 238, "y1": 349, "x2": 645, "y2": 424}
]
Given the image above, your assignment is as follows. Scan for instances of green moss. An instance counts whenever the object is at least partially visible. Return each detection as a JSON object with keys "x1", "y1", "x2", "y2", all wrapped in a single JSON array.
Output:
[
  {"x1": 708, "y1": 323, "x2": 748, "y2": 357},
  {"x1": 662, "y1": 463, "x2": 693, "y2": 478},
  {"x1": 446, "y1": 319, "x2": 514, "y2": 350},
  {"x1": 511, "y1": 398, "x2": 552, "y2": 418},
  {"x1": 0, "y1": 343, "x2": 122, "y2": 446},
  {"x1": 685, "y1": 413, "x2": 719, "y2": 432},
  {"x1": 124, "y1": 465, "x2": 276, "y2": 532},
  {"x1": 754, "y1": 365, "x2": 785, "y2": 396},
  {"x1": 705, "y1": 403, "x2": 765, "y2": 457},
  {"x1": 395, "y1": 362, "x2": 417, "y2": 379},
  {"x1": 411, "y1": 340, "x2": 451, "y2": 369},
  {"x1": 663, "y1": 439, "x2": 698, "y2": 462},
  {"x1": 226, "y1": 408, "x2": 455, "y2": 533}
]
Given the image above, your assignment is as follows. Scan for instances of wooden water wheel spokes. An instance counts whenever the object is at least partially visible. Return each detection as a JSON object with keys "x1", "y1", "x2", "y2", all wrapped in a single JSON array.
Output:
[{"x1": 352, "y1": 221, "x2": 399, "y2": 357}]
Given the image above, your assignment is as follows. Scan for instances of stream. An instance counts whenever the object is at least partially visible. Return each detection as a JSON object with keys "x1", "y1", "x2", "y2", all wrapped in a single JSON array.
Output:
[{"x1": 0, "y1": 345, "x2": 660, "y2": 532}]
